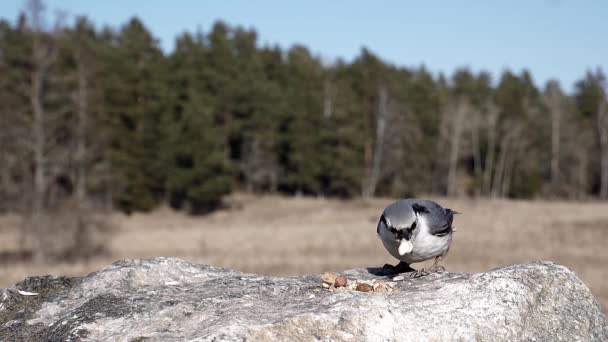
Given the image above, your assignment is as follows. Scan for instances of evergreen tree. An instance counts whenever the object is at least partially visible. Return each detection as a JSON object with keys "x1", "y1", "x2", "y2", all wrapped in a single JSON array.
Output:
[
  {"x1": 2, "y1": 13, "x2": 608, "y2": 216},
  {"x1": 164, "y1": 32, "x2": 232, "y2": 213},
  {"x1": 103, "y1": 18, "x2": 167, "y2": 212},
  {"x1": 575, "y1": 70, "x2": 608, "y2": 198},
  {"x1": 280, "y1": 45, "x2": 324, "y2": 195},
  {"x1": 0, "y1": 17, "x2": 31, "y2": 211},
  {"x1": 317, "y1": 64, "x2": 365, "y2": 197}
]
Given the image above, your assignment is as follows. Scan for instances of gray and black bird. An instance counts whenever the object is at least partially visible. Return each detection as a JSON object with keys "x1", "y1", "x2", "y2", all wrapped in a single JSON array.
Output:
[{"x1": 377, "y1": 199, "x2": 458, "y2": 276}]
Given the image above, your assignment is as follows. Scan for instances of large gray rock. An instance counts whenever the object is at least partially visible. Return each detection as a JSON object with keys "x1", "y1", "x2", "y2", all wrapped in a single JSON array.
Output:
[{"x1": 0, "y1": 257, "x2": 606, "y2": 341}]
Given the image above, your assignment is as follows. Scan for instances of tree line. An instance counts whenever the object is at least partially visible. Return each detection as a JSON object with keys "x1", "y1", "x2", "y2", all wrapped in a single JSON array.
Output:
[{"x1": 1, "y1": 0, "x2": 608, "y2": 225}]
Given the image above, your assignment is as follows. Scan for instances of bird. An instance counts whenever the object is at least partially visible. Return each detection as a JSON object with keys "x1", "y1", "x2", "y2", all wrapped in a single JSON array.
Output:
[{"x1": 376, "y1": 199, "x2": 458, "y2": 277}]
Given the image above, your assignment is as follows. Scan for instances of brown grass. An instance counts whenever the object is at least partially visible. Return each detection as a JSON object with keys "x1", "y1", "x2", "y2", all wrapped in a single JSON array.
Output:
[{"x1": 1, "y1": 194, "x2": 607, "y2": 309}]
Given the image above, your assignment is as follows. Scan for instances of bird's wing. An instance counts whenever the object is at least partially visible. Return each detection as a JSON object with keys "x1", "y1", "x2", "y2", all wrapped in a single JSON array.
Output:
[
  {"x1": 415, "y1": 200, "x2": 453, "y2": 237},
  {"x1": 377, "y1": 213, "x2": 387, "y2": 235}
]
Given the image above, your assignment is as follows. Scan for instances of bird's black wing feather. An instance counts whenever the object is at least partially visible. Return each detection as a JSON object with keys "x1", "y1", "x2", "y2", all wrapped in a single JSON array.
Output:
[
  {"x1": 377, "y1": 214, "x2": 387, "y2": 235},
  {"x1": 424, "y1": 203, "x2": 454, "y2": 237}
]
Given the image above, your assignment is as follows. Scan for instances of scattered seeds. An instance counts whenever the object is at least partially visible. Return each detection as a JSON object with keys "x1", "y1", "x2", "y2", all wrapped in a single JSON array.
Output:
[
  {"x1": 374, "y1": 282, "x2": 389, "y2": 292},
  {"x1": 17, "y1": 290, "x2": 38, "y2": 296},
  {"x1": 321, "y1": 272, "x2": 338, "y2": 285},
  {"x1": 334, "y1": 275, "x2": 348, "y2": 288},
  {"x1": 320, "y1": 272, "x2": 398, "y2": 293},
  {"x1": 355, "y1": 283, "x2": 374, "y2": 292}
]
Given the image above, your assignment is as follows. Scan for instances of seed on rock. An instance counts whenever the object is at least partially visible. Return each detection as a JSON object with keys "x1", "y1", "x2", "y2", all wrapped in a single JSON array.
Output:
[
  {"x1": 355, "y1": 283, "x2": 374, "y2": 292},
  {"x1": 334, "y1": 275, "x2": 348, "y2": 288},
  {"x1": 392, "y1": 275, "x2": 405, "y2": 281},
  {"x1": 321, "y1": 272, "x2": 338, "y2": 285},
  {"x1": 374, "y1": 282, "x2": 389, "y2": 292},
  {"x1": 322, "y1": 283, "x2": 330, "y2": 289}
]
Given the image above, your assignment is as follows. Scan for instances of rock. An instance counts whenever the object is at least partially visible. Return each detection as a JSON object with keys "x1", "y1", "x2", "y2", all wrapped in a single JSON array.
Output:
[
  {"x1": 0, "y1": 257, "x2": 606, "y2": 341},
  {"x1": 334, "y1": 275, "x2": 348, "y2": 288}
]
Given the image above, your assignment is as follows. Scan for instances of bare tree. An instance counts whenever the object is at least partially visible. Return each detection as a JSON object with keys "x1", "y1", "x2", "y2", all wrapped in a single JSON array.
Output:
[
  {"x1": 446, "y1": 98, "x2": 468, "y2": 197},
  {"x1": 491, "y1": 130, "x2": 509, "y2": 198},
  {"x1": 74, "y1": 49, "x2": 88, "y2": 202},
  {"x1": 363, "y1": 86, "x2": 389, "y2": 198},
  {"x1": 482, "y1": 102, "x2": 500, "y2": 196},
  {"x1": 469, "y1": 108, "x2": 483, "y2": 194},
  {"x1": 577, "y1": 147, "x2": 589, "y2": 199},
  {"x1": 500, "y1": 124, "x2": 524, "y2": 197},
  {"x1": 26, "y1": 0, "x2": 60, "y2": 262},
  {"x1": 543, "y1": 81, "x2": 564, "y2": 188}
]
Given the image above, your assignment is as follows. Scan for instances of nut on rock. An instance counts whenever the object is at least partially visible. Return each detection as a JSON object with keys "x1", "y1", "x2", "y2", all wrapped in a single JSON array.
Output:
[
  {"x1": 373, "y1": 281, "x2": 389, "y2": 292},
  {"x1": 355, "y1": 283, "x2": 374, "y2": 292},
  {"x1": 334, "y1": 275, "x2": 348, "y2": 288},
  {"x1": 321, "y1": 272, "x2": 338, "y2": 285}
]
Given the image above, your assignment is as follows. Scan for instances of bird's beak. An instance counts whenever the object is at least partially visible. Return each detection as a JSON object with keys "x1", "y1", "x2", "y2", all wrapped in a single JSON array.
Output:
[{"x1": 398, "y1": 238, "x2": 413, "y2": 255}]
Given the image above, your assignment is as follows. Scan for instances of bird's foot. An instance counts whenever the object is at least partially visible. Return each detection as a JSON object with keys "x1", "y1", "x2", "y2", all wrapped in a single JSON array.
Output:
[
  {"x1": 409, "y1": 268, "x2": 429, "y2": 278},
  {"x1": 409, "y1": 263, "x2": 446, "y2": 278},
  {"x1": 428, "y1": 264, "x2": 446, "y2": 273}
]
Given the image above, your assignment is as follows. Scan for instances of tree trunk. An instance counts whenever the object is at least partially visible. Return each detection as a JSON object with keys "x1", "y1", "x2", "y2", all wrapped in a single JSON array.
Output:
[
  {"x1": 0, "y1": 151, "x2": 12, "y2": 206},
  {"x1": 27, "y1": 0, "x2": 56, "y2": 263},
  {"x1": 470, "y1": 111, "x2": 483, "y2": 195},
  {"x1": 363, "y1": 86, "x2": 388, "y2": 198},
  {"x1": 544, "y1": 84, "x2": 563, "y2": 189},
  {"x1": 492, "y1": 132, "x2": 511, "y2": 198},
  {"x1": 75, "y1": 49, "x2": 88, "y2": 203},
  {"x1": 31, "y1": 58, "x2": 48, "y2": 263},
  {"x1": 483, "y1": 104, "x2": 499, "y2": 196},
  {"x1": 501, "y1": 128, "x2": 521, "y2": 197},
  {"x1": 550, "y1": 106, "x2": 561, "y2": 187},
  {"x1": 577, "y1": 149, "x2": 588, "y2": 200},
  {"x1": 598, "y1": 100, "x2": 608, "y2": 199},
  {"x1": 447, "y1": 99, "x2": 466, "y2": 197}
]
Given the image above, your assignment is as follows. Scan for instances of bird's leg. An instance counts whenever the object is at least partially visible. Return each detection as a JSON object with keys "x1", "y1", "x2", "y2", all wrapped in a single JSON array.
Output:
[
  {"x1": 410, "y1": 257, "x2": 446, "y2": 278},
  {"x1": 382, "y1": 261, "x2": 414, "y2": 275},
  {"x1": 427, "y1": 256, "x2": 446, "y2": 273}
]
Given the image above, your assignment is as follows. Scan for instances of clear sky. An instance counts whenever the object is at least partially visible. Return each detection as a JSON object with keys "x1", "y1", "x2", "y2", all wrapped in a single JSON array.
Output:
[{"x1": 1, "y1": 1, "x2": 606, "y2": 91}]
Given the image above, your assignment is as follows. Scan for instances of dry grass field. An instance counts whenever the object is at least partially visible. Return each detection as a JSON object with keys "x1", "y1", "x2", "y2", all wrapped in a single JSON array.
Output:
[{"x1": 1, "y1": 193, "x2": 607, "y2": 310}]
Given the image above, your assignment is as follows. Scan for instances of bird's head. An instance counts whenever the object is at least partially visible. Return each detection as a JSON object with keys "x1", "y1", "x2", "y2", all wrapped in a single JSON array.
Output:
[{"x1": 378, "y1": 212, "x2": 416, "y2": 255}]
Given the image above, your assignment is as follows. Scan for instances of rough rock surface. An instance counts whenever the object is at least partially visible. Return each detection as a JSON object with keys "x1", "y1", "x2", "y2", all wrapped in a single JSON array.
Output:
[{"x1": 1, "y1": 257, "x2": 606, "y2": 341}]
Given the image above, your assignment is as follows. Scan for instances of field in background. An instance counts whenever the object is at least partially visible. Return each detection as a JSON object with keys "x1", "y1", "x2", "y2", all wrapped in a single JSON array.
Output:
[{"x1": 1, "y1": 194, "x2": 607, "y2": 310}]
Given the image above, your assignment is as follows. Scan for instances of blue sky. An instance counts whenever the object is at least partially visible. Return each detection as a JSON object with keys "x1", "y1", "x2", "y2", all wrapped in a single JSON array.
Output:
[{"x1": 1, "y1": 1, "x2": 606, "y2": 91}]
